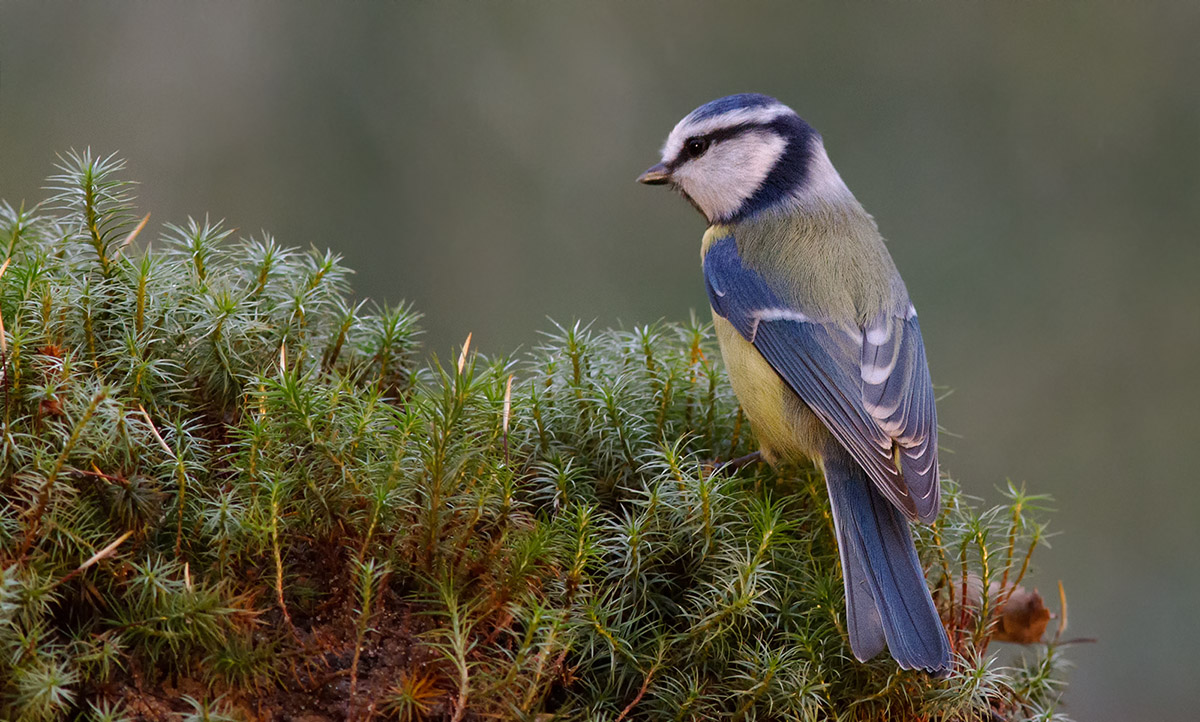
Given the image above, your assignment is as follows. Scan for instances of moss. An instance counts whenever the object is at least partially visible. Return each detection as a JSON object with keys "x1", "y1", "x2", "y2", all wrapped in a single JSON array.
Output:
[{"x1": 0, "y1": 152, "x2": 1071, "y2": 721}]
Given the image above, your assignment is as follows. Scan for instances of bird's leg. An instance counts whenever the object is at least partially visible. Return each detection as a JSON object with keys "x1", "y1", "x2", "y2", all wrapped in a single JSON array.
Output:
[
  {"x1": 722, "y1": 450, "x2": 764, "y2": 472},
  {"x1": 705, "y1": 450, "x2": 763, "y2": 477}
]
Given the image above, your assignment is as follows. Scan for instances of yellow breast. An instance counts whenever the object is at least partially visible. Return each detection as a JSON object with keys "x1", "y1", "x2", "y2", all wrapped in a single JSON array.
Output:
[
  {"x1": 704, "y1": 224, "x2": 828, "y2": 464},
  {"x1": 712, "y1": 313, "x2": 827, "y2": 465}
]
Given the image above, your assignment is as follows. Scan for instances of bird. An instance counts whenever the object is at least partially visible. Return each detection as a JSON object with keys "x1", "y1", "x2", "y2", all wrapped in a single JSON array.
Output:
[{"x1": 638, "y1": 93, "x2": 952, "y2": 674}]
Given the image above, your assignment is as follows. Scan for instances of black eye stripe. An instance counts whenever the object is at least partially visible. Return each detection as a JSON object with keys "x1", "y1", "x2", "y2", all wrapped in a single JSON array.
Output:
[
  {"x1": 704, "y1": 122, "x2": 765, "y2": 144},
  {"x1": 668, "y1": 122, "x2": 772, "y2": 169}
]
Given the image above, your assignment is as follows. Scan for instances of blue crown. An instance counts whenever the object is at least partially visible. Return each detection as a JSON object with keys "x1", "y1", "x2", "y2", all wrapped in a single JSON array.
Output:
[{"x1": 688, "y1": 93, "x2": 781, "y2": 122}]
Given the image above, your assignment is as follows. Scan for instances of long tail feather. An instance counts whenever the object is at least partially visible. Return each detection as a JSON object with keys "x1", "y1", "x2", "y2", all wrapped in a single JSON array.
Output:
[{"x1": 823, "y1": 449, "x2": 951, "y2": 674}]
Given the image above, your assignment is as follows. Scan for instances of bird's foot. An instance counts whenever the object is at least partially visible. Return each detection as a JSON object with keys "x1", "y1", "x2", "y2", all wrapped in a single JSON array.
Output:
[{"x1": 704, "y1": 450, "x2": 763, "y2": 478}]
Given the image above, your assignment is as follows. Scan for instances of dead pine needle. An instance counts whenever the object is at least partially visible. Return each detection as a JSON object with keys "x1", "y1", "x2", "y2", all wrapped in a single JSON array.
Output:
[{"x1": 458, "y1": 332, "x2": 472, "y2": 375}]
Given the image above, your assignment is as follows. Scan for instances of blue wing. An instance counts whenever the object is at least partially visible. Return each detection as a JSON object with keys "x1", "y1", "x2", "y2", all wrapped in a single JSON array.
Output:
[{"x1": 704, "y1": 234, "x2": 940, "y2": 522}]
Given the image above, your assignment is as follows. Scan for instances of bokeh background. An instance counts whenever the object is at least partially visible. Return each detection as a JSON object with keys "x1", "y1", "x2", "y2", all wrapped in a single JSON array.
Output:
[{"x1": 2, "y1": 2, "x2": 1197, "y2": 719}]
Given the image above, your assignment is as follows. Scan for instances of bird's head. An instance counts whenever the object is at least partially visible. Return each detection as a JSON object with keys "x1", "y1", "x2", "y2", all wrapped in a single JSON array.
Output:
[{"x1": 639, "y1": 93, "x2": 846, "y2": 224}]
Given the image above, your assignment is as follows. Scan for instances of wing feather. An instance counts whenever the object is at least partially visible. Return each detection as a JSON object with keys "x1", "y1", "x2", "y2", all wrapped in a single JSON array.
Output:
[{"x1": 705, "y1": 234, "x2": 940, "y2": 522}]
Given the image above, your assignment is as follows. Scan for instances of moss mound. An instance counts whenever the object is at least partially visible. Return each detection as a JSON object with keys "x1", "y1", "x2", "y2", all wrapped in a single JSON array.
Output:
[{"x1": 0, "y1": 153, "x2": 1071, "y2": 721}]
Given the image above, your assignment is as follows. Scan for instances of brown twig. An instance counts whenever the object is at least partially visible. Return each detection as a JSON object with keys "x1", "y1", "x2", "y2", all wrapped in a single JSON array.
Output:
[
  {"x1": 502, "y1": 374, "x2": 513, "y2": 466},
  {"x1": 75, "y1": 462, "x2": 131, "y2": 488},
  {"x1": 457, "y1": 332, "x2": 472, "y2": 375},
  {"x1": 47, "y1": 530, "x2": 133, "y2": 590},
  {"x1": 137, "y1": 404, "x2": 174, "y2": 456},
  {"x1": 1055, "y1": 579, "x2": 1068, "y2": 641},
  {"x1": 614, "y1": 666, "x2": 656, "y2": 722},
  {"x1": 0, "y1": 257, "x2": 11, "y2": 413},
  {"x1": 18, "y1": 388, "x2": 107, "y2": 561},
  {"x1": 113, "y1": 212, "x2": 151, "y2": 260},
  {"x1": 139, "y1": 404, "x2": 189, "y2": 557},
  {"x1": 0, "y1": 256, "x2": 11, "y2": 357}
]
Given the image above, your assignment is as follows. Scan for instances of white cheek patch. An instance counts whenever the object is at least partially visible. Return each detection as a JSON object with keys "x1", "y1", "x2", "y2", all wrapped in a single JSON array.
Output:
[{"x1": 674, "y1": 131, "x2": 787, "y2": 221}]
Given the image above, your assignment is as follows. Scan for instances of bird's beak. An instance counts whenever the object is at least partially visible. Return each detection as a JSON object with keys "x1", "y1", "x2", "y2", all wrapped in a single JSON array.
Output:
[{"x1": 637, "y1": 162, "x2": 671, "y2": 185}]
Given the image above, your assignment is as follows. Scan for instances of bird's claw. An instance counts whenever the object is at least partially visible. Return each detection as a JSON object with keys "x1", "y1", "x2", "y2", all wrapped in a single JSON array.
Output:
[{"x1": 703, "y1": 450, "x2": 763, "y2": 478}]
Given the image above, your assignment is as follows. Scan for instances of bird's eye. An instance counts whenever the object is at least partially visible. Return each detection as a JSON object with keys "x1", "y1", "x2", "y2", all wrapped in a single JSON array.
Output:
[{"x1": 684, "y1": 137, "x2": 710, "y2": 159}]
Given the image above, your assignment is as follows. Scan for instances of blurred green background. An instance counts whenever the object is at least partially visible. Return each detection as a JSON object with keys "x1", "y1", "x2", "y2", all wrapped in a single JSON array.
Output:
[{"x1": 2, "y1": 2, "x2": 1197, "y2": 719}]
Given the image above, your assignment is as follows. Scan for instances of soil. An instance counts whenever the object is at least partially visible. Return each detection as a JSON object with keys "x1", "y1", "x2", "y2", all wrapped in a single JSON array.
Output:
[{"x1": 86, "y1": 547, "x2": 454, "y2": 722}]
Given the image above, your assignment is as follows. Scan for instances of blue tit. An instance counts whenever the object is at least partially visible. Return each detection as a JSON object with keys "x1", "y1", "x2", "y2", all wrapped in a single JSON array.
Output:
[{"x1": 639, "y1": 93, "x2": 951, "y2": 674}]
